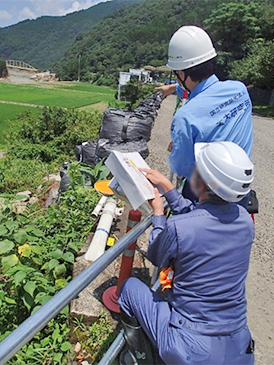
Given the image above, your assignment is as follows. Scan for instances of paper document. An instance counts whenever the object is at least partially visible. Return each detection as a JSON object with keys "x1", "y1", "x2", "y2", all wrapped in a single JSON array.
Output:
[{"x1": 105, "y1": 151, "x2": 163, "y2": 210}]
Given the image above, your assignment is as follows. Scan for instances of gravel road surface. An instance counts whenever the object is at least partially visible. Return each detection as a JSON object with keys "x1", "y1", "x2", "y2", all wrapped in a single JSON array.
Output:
[{"x1": 147, "y1": 95, "x2": 274, "y2": 364}]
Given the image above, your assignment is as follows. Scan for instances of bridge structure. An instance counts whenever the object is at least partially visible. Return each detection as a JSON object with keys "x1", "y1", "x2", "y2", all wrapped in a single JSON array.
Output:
[{"x1": 6, "y1": 60, "x2": 37, "y2": 72}]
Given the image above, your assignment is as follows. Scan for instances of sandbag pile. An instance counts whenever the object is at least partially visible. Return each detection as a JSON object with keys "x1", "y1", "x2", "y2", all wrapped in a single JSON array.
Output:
[{"x1": 75, "y1": 91, "x2": 163, "y2": 164}]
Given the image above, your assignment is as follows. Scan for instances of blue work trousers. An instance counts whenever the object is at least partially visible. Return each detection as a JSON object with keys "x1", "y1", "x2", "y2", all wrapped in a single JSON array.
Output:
[{"x1": 119, "y1": 278, "x2": 254, "y2": 365}]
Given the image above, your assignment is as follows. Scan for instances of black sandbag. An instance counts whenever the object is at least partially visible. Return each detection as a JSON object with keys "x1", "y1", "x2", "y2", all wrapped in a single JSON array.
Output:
[
  {"x1": 75, "y1": 141, "x2": 97, "y2": 166},
  {"x1": 99, "y1": 108, "x2": 154, "y2": 143},
  {"x1": 135, "y1": 105, "x2": 158, "y2": 118},
  {"x1": 96, "y1": 139, "x2": 149, "y2": 160}
]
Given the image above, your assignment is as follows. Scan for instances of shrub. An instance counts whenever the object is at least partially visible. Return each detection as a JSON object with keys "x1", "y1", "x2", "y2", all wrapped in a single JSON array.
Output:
[{"x1": 229, "y1": 40, "x2": 274, "y2": 90}]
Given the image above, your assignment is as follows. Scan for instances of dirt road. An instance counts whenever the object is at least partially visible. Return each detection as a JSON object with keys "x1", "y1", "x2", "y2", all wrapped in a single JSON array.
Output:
[{"x1": 147, "y1": 95, "x2": 274, "y2": 364}]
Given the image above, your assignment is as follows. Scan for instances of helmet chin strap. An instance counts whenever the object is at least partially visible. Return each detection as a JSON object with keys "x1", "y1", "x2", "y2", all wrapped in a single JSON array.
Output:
[{"x1": 177, "y1": 70, "x2": 191, "y2": 93}]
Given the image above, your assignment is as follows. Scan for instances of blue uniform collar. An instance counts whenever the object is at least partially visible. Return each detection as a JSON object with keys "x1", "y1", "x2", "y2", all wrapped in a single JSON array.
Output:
[{"x1": 189, "y1": 74, "x2": 219, "y2": 100}]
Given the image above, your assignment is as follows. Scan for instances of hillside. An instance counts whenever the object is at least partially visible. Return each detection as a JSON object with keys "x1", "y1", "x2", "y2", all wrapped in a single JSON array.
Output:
[
  {"x1": 0, "y1": 0, "x2": 145, "y2": 69},
  {"x1": 56, "y1": 0, "x2": 274, "y2": 89},
  {"x1": 56, "y1": 0, "x2": 226, "y2": 84}
]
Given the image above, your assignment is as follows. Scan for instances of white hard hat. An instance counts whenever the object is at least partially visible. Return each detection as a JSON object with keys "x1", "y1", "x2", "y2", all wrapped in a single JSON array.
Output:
[
  {"x1": 167, "y1": 26, "x2": 217, "y2": 70},
  {"x1": 194, "y1": 142, "x2": 254, "y2": 203}
]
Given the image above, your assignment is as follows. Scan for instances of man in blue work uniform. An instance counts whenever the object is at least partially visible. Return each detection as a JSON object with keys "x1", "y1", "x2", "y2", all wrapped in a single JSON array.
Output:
[
  {"x1": 119, "y1": 142, "x2": 255, "y2": 365},
  {"x1": 166, "y1": 26, "x2": 253, "y2": 203}
]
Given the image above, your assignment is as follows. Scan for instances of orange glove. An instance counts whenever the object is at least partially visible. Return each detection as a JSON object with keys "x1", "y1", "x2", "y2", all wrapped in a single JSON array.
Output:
[{"x1": 159, "y1": 267, "x2": 174, "y2": 291}]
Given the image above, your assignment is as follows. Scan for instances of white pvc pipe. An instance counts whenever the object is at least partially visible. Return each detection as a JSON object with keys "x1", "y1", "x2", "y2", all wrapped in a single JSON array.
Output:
[
  {"x1": 91, "y1": 195, "x2": 108, "y2": 218},
  {"x1": 85, "y1": 198, "x2": 117, "y2": 263}
]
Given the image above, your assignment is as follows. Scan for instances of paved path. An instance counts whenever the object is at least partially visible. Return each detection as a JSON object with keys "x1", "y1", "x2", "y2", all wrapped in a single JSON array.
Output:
[{"x1": 148, "y1": 95, "x2": 274, "y2": 364}]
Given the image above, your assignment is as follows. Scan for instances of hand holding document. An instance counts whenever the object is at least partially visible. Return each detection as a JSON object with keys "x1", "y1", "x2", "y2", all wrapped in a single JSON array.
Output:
[{"x1": 105, "y1": 151, "x2": 164, "y2": 210}]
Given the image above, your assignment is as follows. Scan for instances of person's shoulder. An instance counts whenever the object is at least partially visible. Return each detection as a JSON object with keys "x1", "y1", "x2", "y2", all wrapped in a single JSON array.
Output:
[
  {"x1": 167, "y1": 208, "x2": 206, "y2": 227},
  {"x1": 220, "y1": 79, "x2": 248, "y2": 93}
]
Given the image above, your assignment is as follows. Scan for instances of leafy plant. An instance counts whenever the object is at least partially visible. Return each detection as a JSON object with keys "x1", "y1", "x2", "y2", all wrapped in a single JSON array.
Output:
[{"x1": 0, "y1": 182, "x2": 101, "y2": 363}]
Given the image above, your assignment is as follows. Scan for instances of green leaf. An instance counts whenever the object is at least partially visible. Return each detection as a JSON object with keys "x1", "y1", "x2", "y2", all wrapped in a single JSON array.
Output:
[
  {"x1": 61, "y1": 341, "x2": 72, "y2": 352},
  {"x1": 53, "y1": 353, "x2": 62, "y2": 362},
  {"x1": 30, "y1": 245, "x2": 42, "y2": 255},
  {"x1": 0, "y1": 225, "x2": 8, "y2": 236},
  {"x1": 41, "y1": 262, "x2": 49, "y2": 271},
  {"x1": 52, "y1": 328, "x2": 60, "y2": 342},
  {"x1": 67, "y1": 241, "x2": 80, "y2": 252},
  {"x1": 14, "y1": 229, "x2": 28, "y2": 244},
  {"x1": 35, "y1": 293, "x2": 52, "y2": 305},
  {"x1": 49, "y1": 249, "x2": 63, "y2": 260},
  {"x1": 31, "y1": 305, "x2": 41, "y2": 315},
  {"x1": 32, "y1": 257, "x2": 43, "y2": 265},
  {"x1": 63, "y1": 252, "x2": 74, "y2": 264},
  {"x1": 23, "y1": 281, "x2": 37, "y2": 297},
  {"x1": 48, "y1": 259, "x2": 59, "y2": 271},
  {"x1": 26, "y1": 226, "x2": 44, "y2": 237},
  {"x1": 53, "y1": 264, "x2": 66, "y2": 279},
  {"x1": 18, "y1": 243, "x2": 31, "y2": 257},
  {"x1": 22, "y1": 292, "x2": 34, "y2": 311},
  {"x1": 1, "y1": 254, "x2": 19, "y2": 272},
  {"x1": 40, "y1": 337, "x2": 50, "y2": 347},
  {"x1": 17, "y1": 214, "x2": 29, "y2": 224},
  {"x1": 55, "y1": 278, "x2": 68, "y2": 288},
  {"x1": 5, "y1": 221, "x2": 19, "y2": 231},
  {"x1": 60, "y1": 305, "x2": 69, "y2": 315},
  {"x1": 0, "y1": 240, "x2": 14, "y2": 254},
  {"x1": 14, "y1": 271, "x2": 27, "y2": 286},
  {"x1": 5, "y1": 297, "x2": 16, "y2": 304}
]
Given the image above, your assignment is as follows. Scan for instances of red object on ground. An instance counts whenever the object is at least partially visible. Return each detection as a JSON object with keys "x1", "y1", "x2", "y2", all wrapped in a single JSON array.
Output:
[
  {"x1": 102, "y1": 209, "x2": 142, "y2": 313},
  {"x1": 251, "y1": 213, "x2": 255, "y2": 223}
]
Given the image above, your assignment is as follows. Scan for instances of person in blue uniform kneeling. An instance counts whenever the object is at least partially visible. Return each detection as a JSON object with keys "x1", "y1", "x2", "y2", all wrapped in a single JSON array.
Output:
[{"x1": 119, "y1": 141, "x2": 255, "y2": 365}]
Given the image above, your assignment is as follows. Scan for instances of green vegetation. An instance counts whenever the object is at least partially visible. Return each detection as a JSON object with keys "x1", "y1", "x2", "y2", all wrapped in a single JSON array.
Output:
[
  {"x1": 0, "y1": 0, "x2": 145, "y2": 69},
  {"x1": 253, "y1": 105, "x2": 274, "y2": 119},
  {"x1": 0, "y1": 104, "x2": 116, "y2": 363},
  {"x1": 205, "y1": 1, "x2": 274, "y2": 88},
  {"x1": 0, "y1": 170, "x2": 108, "y2": 364},
  {"x1": 0, "y1": 104, "x2": 39, "y2": 148},
  {"x1": 0, "y1": 82, "x2": 114, "y2": 148},
  {"x1": 121, "y1": 78, "x2": 155, "y2": 108},
  {"x1": 57, "y1": 0, "x2": 274, "y2": 92},
  {"x1": 0, "y1": 83, "x2": 115, "y2": 108},
  {"x1": 0, "y1": 106, "x2": 102, "y2": 192}
]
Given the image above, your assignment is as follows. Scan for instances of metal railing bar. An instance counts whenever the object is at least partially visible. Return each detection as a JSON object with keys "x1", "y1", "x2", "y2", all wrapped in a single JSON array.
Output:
[
  {"x1": 97, "y1": 330, "x2": 125, "y2": 365},
  {"x1": 0, "y1": 211, "x2": 154, "y2": 365}
]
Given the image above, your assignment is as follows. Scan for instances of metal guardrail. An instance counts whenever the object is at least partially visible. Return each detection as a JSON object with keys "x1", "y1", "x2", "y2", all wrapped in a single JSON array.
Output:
[{"x1": 0, "y1": 211, "x2": 154, "y2": 365}]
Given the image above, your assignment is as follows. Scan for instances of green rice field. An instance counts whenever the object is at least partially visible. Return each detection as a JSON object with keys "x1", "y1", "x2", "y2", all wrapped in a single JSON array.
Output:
[{"x1": 0, "y1": 82, "x2": 115, "y2": 148}]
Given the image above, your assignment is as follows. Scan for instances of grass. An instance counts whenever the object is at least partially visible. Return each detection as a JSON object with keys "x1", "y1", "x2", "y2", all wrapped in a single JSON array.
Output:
[
  {"x1": 253, "y1": 105, "x2": 274, "y2": 119},
  {"x1": 0, "y1": 82, "x2": 116, "y2": 148},
  {"x1": 0, "y1": 83, "x2": 115, "y2": 108},
  {"x1": 0, "y1": 104, "x2": 39, "y2": 148}
]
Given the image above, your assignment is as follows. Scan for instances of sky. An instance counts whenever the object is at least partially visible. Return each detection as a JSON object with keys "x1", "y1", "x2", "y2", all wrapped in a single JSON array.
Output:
[{"x1": 0, "y1": 0, "x2": 110, "y2": 28}]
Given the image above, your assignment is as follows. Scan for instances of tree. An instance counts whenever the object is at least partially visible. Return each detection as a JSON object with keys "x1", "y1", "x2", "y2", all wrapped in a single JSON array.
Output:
[
  {"x1": 229, "y1": 40, "x2": 274, "y2": 90},
  {"x1": 204, "y1": 1, "x2": 260, "y2": 60}
]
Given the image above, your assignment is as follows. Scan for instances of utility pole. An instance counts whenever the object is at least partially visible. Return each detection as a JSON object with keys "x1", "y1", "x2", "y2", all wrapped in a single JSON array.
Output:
[{"x1": 77, "y1": 54, "x2": 81, "y2": 82}]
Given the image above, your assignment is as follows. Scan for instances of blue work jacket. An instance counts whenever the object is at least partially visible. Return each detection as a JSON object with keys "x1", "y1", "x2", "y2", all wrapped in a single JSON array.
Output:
[
  {"x1": 169, "y1": 75, "x2": 253, "y2": 178},
  {"x1": 148, "y1": 188, "x2": 254, "y2": 335}
]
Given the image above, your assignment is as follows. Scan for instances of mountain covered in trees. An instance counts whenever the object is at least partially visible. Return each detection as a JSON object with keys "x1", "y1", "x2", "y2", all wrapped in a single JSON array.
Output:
[
  {"x1": 56, "y1": 0, "x2": 274, "y2": 90},
  {"x1": 0, "y1": 0, "x2": 145, "y2": 69}
]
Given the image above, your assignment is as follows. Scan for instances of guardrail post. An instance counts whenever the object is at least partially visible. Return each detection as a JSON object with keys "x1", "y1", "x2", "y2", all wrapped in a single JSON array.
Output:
[{"x1": 102, "y1": 209, "x2": 142, "y2": 313}]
